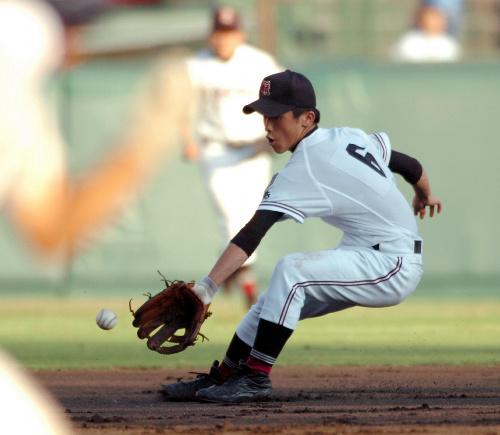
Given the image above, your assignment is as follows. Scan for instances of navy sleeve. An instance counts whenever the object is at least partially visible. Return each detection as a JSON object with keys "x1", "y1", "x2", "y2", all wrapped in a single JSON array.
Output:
[
  {"x1": 231, "y1": 210, "x2": 284, "y2": 257},
  {"x1": 389, "y1": 150, "x2": 423, "y2": 185}
]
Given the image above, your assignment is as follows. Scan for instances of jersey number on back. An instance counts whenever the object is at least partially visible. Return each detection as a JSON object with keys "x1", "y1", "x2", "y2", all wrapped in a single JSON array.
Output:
[{"x1": 346, "y1": 144, "x2": 386, "y2": 178}]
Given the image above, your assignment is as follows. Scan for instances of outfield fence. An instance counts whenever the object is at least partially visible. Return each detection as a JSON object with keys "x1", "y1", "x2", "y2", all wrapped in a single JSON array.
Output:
[{"x1": 0, "y1": 57, "x2": 499, "y2": 293}]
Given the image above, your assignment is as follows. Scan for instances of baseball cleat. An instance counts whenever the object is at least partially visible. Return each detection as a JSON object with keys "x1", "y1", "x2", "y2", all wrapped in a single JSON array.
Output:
[
  {"x1": 161, "y1": 360, "x2": 222, "y2": 401},
  {"x1": 196, "y1": 362, "x2": 272, "y2": 403}
]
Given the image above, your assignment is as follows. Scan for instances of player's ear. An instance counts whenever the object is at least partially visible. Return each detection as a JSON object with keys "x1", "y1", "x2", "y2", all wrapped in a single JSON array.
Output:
[{"x1": 301, "y1": 110, "x2": 316, "y2": 127}]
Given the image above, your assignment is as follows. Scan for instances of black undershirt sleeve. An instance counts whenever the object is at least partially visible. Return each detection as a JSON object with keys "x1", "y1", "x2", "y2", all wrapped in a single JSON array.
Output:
[
  {"x1": 231, "y1": 210, "x2": 284, "y2": 257},
  {"x1": 388, "y1": 150, "x2": 423, "y2": 185}
]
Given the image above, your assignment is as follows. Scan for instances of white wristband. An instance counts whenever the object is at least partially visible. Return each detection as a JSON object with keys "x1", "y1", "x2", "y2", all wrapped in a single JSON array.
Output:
[{"x1": 200, "y1": 276, "x2": 218, "y2": 300}]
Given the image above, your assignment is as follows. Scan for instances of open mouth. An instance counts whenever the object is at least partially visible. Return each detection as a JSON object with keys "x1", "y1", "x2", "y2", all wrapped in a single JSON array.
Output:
[{"x1": 267, "y1": 136, "x2": 275, "y2": 145}]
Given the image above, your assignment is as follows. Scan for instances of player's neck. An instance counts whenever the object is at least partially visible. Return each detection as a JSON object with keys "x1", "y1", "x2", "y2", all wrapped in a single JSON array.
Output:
[{"x1": 290, "y1": 125, "x2": 318, "y2": 153}]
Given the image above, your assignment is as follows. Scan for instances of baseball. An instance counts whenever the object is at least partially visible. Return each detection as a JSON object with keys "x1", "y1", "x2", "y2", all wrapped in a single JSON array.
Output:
[{"x1": 96, "y1": 308, "x2": 117, "y2": 330}]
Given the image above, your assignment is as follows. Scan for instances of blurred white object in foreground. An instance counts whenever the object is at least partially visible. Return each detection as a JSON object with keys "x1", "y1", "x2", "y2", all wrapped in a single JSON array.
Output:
[{"x1": 0, "y1": 349, "x2": 72, "y2": 434}]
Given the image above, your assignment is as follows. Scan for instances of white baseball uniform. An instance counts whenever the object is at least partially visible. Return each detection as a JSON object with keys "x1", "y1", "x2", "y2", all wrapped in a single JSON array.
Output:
[
  {"x1": 0, "y1": 0, "x2": 65, "y2": 210},
  {"x1": 236, "y1": 127, "x2": 423, "y2": 345},
  {"x1": 0, "y1": 5, "x2": 75, "y2": 429},
  {"x1": 185, "y1": 44, "x2": 280, "y2": 262},
  {"x1": 391, "y1": 30, "x2": 461, "y2": 63}
]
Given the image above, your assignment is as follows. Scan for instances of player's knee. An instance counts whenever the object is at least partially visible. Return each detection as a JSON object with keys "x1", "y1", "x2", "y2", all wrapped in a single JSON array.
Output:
[
  {"x1": 266, "y1": 254, "x2": 304, "y2": 302},
  {"x1": 274, "y1": 253, "x2": 303, "y2": 278}
]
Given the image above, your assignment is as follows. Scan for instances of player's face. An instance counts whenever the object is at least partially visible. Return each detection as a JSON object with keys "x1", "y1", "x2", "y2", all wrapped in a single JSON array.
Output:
[
  {"x1": 264, "y1": 111, "x2": 311, "y2": 153},
  {"x1": 209, "y1": 30, "x2": 244, "y2": 61}
]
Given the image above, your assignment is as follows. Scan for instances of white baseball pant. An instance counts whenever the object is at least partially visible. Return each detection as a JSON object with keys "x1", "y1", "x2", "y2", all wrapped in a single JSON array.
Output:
[
  {"x1": 202, "y1": 146, "x2": 271, "y2": 265},
  {"x1": 236, "y1": 245, "x2": 423, "y2": 344}
]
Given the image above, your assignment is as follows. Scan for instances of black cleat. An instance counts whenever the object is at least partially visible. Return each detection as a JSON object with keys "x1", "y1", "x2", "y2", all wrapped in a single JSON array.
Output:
[
  {"x1": 161, "y1": 360, "x2": 222, "y2": 401},
  {"x1": 196, "y1": 362, "x2": 272, "y2": 403}
]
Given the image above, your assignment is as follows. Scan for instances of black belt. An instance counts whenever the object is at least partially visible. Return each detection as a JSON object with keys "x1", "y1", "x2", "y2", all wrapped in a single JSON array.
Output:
[{"x1": 372, "y1": 240, "x2": 422, "y2": 254}]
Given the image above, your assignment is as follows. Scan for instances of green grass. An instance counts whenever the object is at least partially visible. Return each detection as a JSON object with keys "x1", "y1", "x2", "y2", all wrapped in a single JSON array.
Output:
[{"x1": 1, "y1": 295, "x2": 499, "y2": 369}]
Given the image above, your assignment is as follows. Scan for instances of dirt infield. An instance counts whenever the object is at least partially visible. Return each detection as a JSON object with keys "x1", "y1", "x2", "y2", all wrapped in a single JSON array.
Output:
[{"x1": 36, "y1": 365, "x2": 500, "y2": 434}]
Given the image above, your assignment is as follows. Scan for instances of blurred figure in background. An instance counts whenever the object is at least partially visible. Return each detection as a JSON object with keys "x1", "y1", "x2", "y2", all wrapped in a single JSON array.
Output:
[
  {"x1": 180, "y1": 6, "x2": 281, "y2": 308},
  {"x1": 391, "y1": 3, "x2": 462, "y2": 62},
  {"x1": 423, "y1": 0, "x2": 464, "y2": 37},
  {"x1": 0, "y1": 0, "x2": 190, "y2": 262}
]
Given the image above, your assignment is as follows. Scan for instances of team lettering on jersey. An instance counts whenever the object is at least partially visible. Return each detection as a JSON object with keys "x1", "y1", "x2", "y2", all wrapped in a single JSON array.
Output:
[{"x1": 263, "y1": 173, "x2": 279, "y2": 199}]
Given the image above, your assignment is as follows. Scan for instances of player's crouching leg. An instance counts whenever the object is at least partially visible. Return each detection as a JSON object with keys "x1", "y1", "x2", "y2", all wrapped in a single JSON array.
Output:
[
  {"x1": 258, "y1": 252, "x2": 310, "y2": 330},
  {"x1": 162, "y1": 297, "x2": 268, "y2": 402},
  {"x1": 195, "y1": 256, "x2": 304, "y2": 403}
]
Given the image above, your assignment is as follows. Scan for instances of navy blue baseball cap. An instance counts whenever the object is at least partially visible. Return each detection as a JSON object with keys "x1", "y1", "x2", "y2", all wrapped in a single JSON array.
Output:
[
  {"x1": 243, "y1": 70, "x2": 318, "y2": 118},
  {"x1": 212, "y1": 6, "x2": 241, "y2": 32}
]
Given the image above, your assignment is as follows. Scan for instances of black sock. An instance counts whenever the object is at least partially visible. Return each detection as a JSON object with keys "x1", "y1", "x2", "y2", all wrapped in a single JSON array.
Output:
[
  {"x1": 248, "y1": 319, "x2": 293, "y2": 370},
  {"x1": 222, "y1": 333, "x2": 251, "y2": 370}
]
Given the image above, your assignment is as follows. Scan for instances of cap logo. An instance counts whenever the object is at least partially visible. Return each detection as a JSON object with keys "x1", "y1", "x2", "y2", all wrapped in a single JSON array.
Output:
[{"x1": 260, "y1": 80, "x2": 271, "y2": 96}]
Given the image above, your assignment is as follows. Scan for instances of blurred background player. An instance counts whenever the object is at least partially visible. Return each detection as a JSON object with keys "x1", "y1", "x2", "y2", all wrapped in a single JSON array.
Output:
[
  {"x1": 391, "y1": 2, "x2": 462, "y2": 62},
  {"x1": 0, "y1": 0, "x2": 190, "y2": 261},
  {"x1": 180, "y1": 6, "x2": 281, "y2": 307},
  {"x1": 0, "y1": 0, "x2": 188, "y2": 429},
  {"x1": 423, "y1": 0, "x2": 464, "y2": 37}
]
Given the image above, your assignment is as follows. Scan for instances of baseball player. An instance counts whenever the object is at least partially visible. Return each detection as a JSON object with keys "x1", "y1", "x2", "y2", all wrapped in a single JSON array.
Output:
[
  {"x1": 391, "y1": 4, "x2": 461, "y2": 63},
  {"x1": 180, "y1": 6, "x2": 281, "y2": 307},
  {"x1": 0, "y1": 0, "x2": 190, "y2": 260},
  {"x1": 162, "y1": 69, "x2": 442, "y2": 403}
]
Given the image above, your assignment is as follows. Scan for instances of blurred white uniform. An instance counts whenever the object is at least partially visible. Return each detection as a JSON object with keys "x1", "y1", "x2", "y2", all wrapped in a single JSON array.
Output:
[
  {"x1": 186, "y1": 44, "x2": 280, "y2": 262},
  {"x1": 0, "y1": 3, "x2": 71, "y2": 433},
  {"x1": 0, "y1": 0, "x2": 65, "y2": 209},
  {"x1": 0, "y1": 350, "x2": 71, "y2": 434},
  {"x1": 391, "y1": 30, "x2": 461, "y2": 63}
]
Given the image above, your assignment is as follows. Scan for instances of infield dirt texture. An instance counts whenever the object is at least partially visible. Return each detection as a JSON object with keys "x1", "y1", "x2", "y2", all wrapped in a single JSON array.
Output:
[{"x1": 37, "y1": 365, "x2": 500, "y2": 434}]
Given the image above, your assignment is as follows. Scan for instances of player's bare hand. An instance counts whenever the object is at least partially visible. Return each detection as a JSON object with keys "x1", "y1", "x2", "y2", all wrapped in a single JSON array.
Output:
[
  {"x1": 413, "y1": 195, "x2": 442, "y2": 219},
  {"x1": 183, "y1": 142, "x2": 200, "y2": 161}
]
